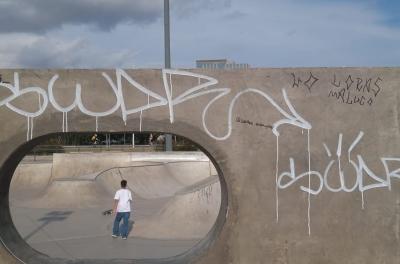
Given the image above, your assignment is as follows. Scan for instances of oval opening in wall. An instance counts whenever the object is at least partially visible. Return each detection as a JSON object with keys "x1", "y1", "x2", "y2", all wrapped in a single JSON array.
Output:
[{"x1": 7, "y1": 132, "x2": 226, "y2": 262}]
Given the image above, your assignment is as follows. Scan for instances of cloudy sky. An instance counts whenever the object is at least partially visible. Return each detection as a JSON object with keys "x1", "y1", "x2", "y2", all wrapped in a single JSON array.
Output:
[{"x1": 0, "y1": 0, "x2": 399, "y2": 68}]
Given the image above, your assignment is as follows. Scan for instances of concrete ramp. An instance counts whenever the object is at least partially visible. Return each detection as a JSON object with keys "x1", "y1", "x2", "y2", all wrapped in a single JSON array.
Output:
[
  {"x1": 9, "y1": 152, "x2": 222, "y2": 260},
  {"x1": 23, "y1": 180, "x2": 109, "y2": 209},
  {"x1": 176, "y1": 175, "x2": 219, "y2": 195},
  {"x1": 9, "y1": 163, "x2": 52, "y2": 202},
  {"x1": 51, "y1": 153, "x2": 157, "y2": 180},
  {"x1": 97, "y1": 165, "x2": 184, "y2": 199},
  {"x1": 10, "y1": 154, "x2": 219, "y2": 208},
  {"x1": 133, "y1": 181, "x2": 221, "y2": 240},
  {"x1": 96, "y1": 160, "x2": 215, "y2": 199},
  {"x1": 163, "y1": 161, "x2": 217, "y2": 186}
]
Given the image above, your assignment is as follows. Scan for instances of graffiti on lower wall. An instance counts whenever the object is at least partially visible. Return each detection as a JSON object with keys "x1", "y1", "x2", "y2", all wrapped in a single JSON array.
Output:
[{"x1": 278, "y1": 131, "x2": 400, "y2": 204}]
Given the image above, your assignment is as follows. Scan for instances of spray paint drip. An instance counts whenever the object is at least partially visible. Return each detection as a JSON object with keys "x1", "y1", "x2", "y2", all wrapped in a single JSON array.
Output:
[
  {"x1": 140, "y1": 110, "x2": 143, "y2": 132},
  {"x1": 307, "y1": 129, "x2": 311, "y2": 236},
  {"x1": 275, "y1": 135, "x2": 279, "y2": 223},
  {"x1": 26, "y1": 117, "x2": 34, "y2": 141}
]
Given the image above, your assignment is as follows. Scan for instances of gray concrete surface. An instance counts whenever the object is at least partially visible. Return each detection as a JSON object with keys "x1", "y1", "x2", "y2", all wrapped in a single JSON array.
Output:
[
  {"x1": 10, "y1": 206, "x2": 199, "y2": 260},
  {"x1": 9, "y1": 152, "x2": 220, "y2": 260},
  {"x1": 0, "y1": 68, "x2": 399, "y2": 263}
]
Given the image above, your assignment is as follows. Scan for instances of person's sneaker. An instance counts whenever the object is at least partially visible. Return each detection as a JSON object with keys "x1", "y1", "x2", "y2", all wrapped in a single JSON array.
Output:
[
  {"x1": 122, "y1": 237, "x2": 127, "y2": 240},
  {"x1": 112, "y1": 234, "x2": 118, "y2": 238}
]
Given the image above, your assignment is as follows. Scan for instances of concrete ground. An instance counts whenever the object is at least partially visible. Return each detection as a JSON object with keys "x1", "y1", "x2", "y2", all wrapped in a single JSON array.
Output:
[
  {"x1": 10, "y1": 206, "x2": 200, "y2": 259},
  {"x1": 9, "y1": 152, "x2": 220, "y2": 260}
]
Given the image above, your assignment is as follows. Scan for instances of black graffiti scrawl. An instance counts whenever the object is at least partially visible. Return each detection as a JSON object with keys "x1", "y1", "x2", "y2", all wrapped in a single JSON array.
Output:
[
  {"x1": 291, "y1": 72, "x2": 319, "y2": 93},
  {"x1": 328, "y1": 74, "x2": 383, "y2": 106}
]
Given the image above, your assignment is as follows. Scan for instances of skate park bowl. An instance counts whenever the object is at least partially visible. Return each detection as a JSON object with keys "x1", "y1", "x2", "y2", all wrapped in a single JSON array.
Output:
[
  {"x1": 9, "y1": 134, "x2": 223, "y2": 260},
  {"x1": 0, "y1": 68, "x2": 400, "y2": 263}
]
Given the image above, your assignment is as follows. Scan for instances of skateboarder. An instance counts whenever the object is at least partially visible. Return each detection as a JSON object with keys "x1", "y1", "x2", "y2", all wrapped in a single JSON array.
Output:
[{"x1": 112, "y1": 180, "x2": 132, "y2": 239}]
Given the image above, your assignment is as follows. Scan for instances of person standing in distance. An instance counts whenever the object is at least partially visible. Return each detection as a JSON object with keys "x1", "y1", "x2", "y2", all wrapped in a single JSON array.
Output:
[{"x1": 112, "y1": 180, "x2": 132, "y2": 239}]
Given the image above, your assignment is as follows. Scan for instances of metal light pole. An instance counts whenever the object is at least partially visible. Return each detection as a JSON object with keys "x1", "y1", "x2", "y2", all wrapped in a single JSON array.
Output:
[
  {"x1": 164, "y1": 0, "x2": 171, "y2": 69},
  {"x1": 164, "y1": 0, "x2": 173, "y2": 151}
]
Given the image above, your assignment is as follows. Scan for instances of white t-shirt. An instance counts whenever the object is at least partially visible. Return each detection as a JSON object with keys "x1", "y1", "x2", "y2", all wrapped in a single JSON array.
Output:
[{"x1": 114, "y1": 189, "x2": 132, "y2": 213}]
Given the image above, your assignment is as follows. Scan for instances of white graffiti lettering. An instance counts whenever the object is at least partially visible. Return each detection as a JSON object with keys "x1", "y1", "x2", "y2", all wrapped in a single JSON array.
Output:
[
  {"x1": 278, "y1": 131, "x2": 400, "y2": 198},
  {"x1": 0, "y1": 69, "x2": 398, "y2": 237},
  {"x1": 0, "y1": 69, "x2": 310, "y2": 141}
]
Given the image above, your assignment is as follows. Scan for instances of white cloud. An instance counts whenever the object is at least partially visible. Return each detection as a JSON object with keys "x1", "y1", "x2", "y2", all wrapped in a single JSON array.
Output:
[
  {"x1": 0, "y1": 0, "x2": 398, "y2": 68},
  {"x1": 0, "y1": 33, "x2": 139, "y2": 68}
]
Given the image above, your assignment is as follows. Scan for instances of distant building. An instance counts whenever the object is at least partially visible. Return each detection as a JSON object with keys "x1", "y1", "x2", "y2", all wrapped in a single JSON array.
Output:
[{"x1": 196, "y1": 59, "x2": 250, "y2": 70}]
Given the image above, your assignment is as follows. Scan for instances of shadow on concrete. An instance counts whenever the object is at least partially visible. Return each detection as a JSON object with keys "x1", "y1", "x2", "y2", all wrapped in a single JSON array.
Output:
[
  {"x1": 128, "y1": 220, "x2": 135, "y2": 236},
  {"x1": 24, "y1": 211, "x2": 73, "y2": 241}
]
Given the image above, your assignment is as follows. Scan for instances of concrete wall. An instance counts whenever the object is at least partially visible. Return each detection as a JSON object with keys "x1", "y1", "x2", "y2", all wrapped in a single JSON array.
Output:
[{"x1": 0, "y1": 68, "x2": 399, "y2": 263}]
